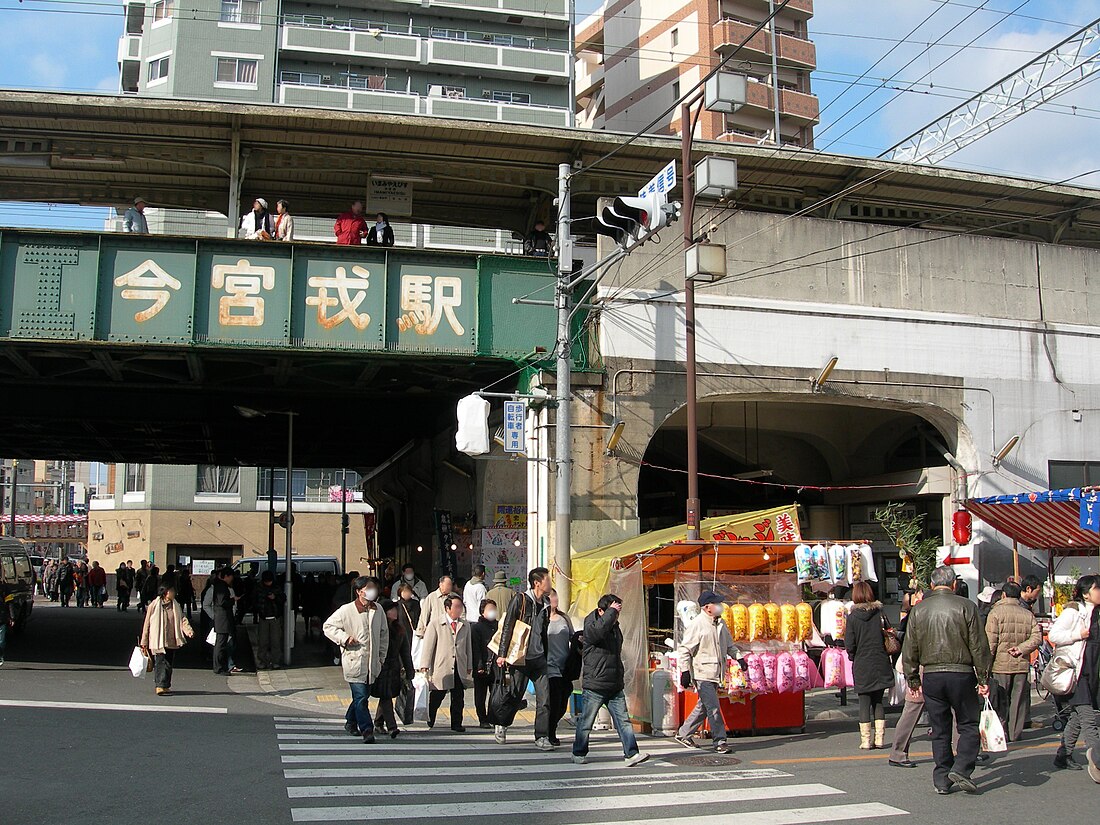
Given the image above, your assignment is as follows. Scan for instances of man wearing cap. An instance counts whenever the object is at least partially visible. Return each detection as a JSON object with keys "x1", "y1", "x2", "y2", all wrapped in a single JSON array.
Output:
[
  {"x1": 485, "y1": 570, "x2": 515, "y2": 616},
  {"x1": 675, "y1": 590, "x2": 740, "y2": 754},
  {"x1": 241, "y1": 198, "x2": 274, "y2": 240},
  {"x1": 124, "y1": 198, "x2": 149, "y2": 234}
]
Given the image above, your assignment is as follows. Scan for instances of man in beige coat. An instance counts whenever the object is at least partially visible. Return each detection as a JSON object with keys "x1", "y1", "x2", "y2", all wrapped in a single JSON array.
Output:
[
  {"x1": 416, "y1": 575, "x2": 454, "y2": 638},
  {"x1": 986, "y1": 581, "x2": 1041, "y2": 741},
  {"x1": 419, "y1": 594, "x2": 473, "y2": 732},
  {"x1": 324, "y1": 576, "x2": 389, "y2": 744},
  {"x1": 675, "y1": 590, "x2": 740, "y2": 755}
]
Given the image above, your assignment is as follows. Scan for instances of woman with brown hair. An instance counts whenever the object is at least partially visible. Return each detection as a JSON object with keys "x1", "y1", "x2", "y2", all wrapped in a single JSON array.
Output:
[
  {"x1": 846, "y1": 580, "x2": 896, "y2": 749},
  {"x1": 140, "y1": 584, "x2": 194, "y2": 696}
]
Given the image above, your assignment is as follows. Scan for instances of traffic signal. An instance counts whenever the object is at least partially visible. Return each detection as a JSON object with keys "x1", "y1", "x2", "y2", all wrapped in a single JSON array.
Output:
[
  {"x1": 952, "y1": 508, "x2": 972, "y2": 545},
  {"x1": 595, "y1": 194, "x2": 681, "y2": 251}
]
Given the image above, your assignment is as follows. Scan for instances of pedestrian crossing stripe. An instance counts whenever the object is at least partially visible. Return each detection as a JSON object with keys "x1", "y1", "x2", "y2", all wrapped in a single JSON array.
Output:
[
  {"x1": 289, "y1": 784, "x2": 846, "y2": 822},
  {"x1": 562, "y1": 804, "x2": 908, "y2": 825},
  {"x1": 283, "y1": 762, "x2": 756, "y2": 779},
  {"x1": 285, "y1": 769, "x2": 792, "y2": 798}
]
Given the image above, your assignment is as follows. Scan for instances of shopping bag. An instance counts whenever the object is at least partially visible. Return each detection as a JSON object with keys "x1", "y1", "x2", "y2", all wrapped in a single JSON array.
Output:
[
  {"x1": 128, "y1": 646, "x2": 149, "y2": 678},
  {"x1": 887, "y1": 669, "x2": 907, "y2": 706},
  {"x1": 205, "y1": 628, "x2": 217, "y2": 646},
  {"x1": 411, "y1": 672, "x2": 430, "y2": 722},
  {"x1": 979, "y1": 698, "x2": 1008, "y2": 753}
]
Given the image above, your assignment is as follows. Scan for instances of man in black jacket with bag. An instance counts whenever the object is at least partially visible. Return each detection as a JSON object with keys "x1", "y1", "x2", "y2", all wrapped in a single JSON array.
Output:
[
  {"x1": 571, "y1": 593, "x2": 649, "y2": 767},
  {"x1": 495, "y1": 567, "x2": 552, "y2": 748}
]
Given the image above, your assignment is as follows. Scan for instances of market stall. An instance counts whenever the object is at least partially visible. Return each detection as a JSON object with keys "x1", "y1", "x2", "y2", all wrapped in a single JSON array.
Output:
[{"x1": 567, "y1": 505, "x2": 874, "y2": 737}]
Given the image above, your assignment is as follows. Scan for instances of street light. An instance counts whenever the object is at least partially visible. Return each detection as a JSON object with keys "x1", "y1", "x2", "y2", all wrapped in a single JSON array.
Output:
[{"x1": 235, "y1": 405, "x2": 297, "y2": 666}]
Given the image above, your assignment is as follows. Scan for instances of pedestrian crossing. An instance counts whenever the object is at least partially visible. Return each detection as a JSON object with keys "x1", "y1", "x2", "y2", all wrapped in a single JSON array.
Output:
[{"x1": 273, "y1": 716, "x2": 909, "y2": 824}]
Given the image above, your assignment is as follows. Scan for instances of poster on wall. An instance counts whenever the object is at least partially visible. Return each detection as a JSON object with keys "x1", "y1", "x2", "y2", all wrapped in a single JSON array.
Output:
[
  {"x1": 473, "y1": 528, "x2": 527, "y2": 589},
  {"x1": 494, "y1": 505, "x2": 527, "y2": 530}
]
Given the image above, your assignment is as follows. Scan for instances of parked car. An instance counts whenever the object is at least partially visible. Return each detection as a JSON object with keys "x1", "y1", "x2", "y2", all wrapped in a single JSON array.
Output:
[
  {"x1": 0, "y1": 538, "x2": 35, "y2": 630},
  {"x1": 233, "y1": 555, "x2": 341, "y2": 579}
]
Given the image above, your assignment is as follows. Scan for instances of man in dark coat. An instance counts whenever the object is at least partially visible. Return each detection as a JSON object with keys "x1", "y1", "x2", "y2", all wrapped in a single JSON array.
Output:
[
  {"x1": 570, "y1": 593, "x2": 649, "y2": 767},
  {"x1": 210, "y1": 567, "x2": 237, "y2": 675}
]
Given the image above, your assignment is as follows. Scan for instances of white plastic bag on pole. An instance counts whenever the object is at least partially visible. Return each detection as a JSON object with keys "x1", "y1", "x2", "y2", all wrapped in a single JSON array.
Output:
[{"x1": 455, "y1": 394, "x2": 491, "y2": 456}]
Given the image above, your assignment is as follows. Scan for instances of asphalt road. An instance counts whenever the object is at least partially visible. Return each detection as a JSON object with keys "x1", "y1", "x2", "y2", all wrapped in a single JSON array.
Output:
[{"x1": 1, "y1": 601, "x2": 1096, "y2": 824}]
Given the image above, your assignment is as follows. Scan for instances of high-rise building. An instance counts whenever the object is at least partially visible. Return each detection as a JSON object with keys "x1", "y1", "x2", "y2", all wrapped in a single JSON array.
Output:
[
  {"x1": 576, "y1": 0, "x2": 818, "y2": 146},
  {"x1": 117, "y1": 0, "x2": 574, "y2": 128}
]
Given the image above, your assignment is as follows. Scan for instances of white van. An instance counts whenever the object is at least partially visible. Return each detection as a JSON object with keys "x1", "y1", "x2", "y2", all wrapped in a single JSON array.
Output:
[{"x1": 233, "y1": 555, "x2": 341, "y2": 579}]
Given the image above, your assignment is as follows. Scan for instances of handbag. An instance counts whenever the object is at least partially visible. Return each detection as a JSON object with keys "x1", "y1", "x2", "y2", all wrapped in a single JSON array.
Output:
[
  {"x1": 979, "y1": 697, "x2": 1008, "y2": 752},
  {"x1": 487, "y1": 596, "x2": 530, "y2": 667},
  {"x1": 881, "y1": 615, "x2": 901, "y2": 656},
  {"x1": 1040, "y1": 648, "x2": 1079, "y2": 696}
]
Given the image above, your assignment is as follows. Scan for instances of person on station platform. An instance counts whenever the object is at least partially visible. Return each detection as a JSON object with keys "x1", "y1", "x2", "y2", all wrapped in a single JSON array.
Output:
[
  {"x1": 140, "y1": 584, "x2": 194, "y2": 696},
  {"x1": 902, "y1": 565, "x2": 992, "y2": 795},
  {"x1": 571, "y1": 592, "x2": 648, "y2": 767},
  {"x1": 675, "y1": 590, "x2": 739, "y2": 755},
  {"x1": 240, "y1": 197, "x2": 274, "y2": 240},
  {"x1": 419, "y1": 594, "x2": 473, "y2": 732},
  {"x1": 274, "y1": 199, "x2": 294, "y2": 241},
  {"x1": 366, "y1": 212, "x2": 395, "y2": 247},
  {"x1": 334, "y1": 200, "x2": 369, "y2": 245},
  {"x1": 324, "y1": 576, "x2": 389, "y2": 744},
  {"x1": 416, "y1": 575, "x2": 454, "y2": 638},
  {"x1": 392, "y1": 564, "x2": 429, "y2": 601},
  {"x1": 123, "y1": 197, "x2": 149, "y2": 234},
  {"x1": 523, "y1": 220, "x2": 552, "y2": 256}
]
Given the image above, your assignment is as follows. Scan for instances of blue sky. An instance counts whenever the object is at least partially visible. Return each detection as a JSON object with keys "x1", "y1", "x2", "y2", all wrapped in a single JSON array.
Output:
[{"x1": 0, "y1": 0, "x2": 1097, "y2": 229}]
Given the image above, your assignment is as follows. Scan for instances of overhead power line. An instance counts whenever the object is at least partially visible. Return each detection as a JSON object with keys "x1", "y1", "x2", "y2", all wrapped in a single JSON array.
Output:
[{"x1": 884, "y1": 16, "x2": 1100, "y2": 164}]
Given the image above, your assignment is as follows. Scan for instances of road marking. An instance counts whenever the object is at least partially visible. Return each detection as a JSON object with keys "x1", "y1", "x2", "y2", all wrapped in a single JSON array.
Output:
[
  {"x1": 751, "y1": 740, "x2": 1059, "y2": 765},
  {"x1": 0, "y1": 699, "x2": 228, "y2": 715},
  {"x1": 289, "y1": 784, "x2": 845, "y2": 822},
  {"x1": 276, "y1": 717, "x2": 347, "y2": 723},
  {"x1": 564, "y1": 803, "x2": 908, "y2": 825},
  {"x1": 281, "y1": 750, "x2": 688, "y2": 763},
  {"x1": 315, "y1": 694, "x2": 343, "y2": 703},
  {"x1": 284, "y1": 761, "x2": 697, "y2": 779},
  {"x1": 286, "y1": 769, "x2": 791, "y2": 798},
  {"x1": 278, "y1": 741, "x2": 688, "y2": 754}
]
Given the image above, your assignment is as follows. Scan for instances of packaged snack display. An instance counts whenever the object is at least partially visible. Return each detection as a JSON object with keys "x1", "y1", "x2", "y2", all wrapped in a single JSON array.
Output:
[
  {"x1": 822, "y1": 647, "x2": 854, "y2": 688},
  {"x1": 729, "y1": 603, "x2": 749, "y2": 641},
  {"x1": 779, "y1": 603, "x2": 799, "y2": 642},
  {"x1": 794, "y1": 544, "x2": 813, "y2": 583},
  {"x1": 763, "y1": 602, "x2": 781, "y2": 639},
  {"x1": 854, "y1": 544, "x2": 878, "y2": 582},
  {"x1": 849, "y1": 545, "x2": 863, "y2": 582},
  {"x1": 745, "y1": 653, "x2": 767, "y2": 693},
  {"x1": 796, "y1": 602, "x2": 814, "y2": 641},
  {"x1": 828, "y1": 544, "x2": 847, "y2": 583},
  {"x1": 727, "y1": 657, "x2": 750, "y2": 698},
  {"x1": 819, "y1": 598, "x2": 849, "y2": 640},
  {"x1": 808, "y1": 544, "x2": 830, "y2": 579},
  {"x1": 748, "y1": 603, "x2": 768, "y2": 641},
  {"x1": 760, "y1": 651, "x2": 778, "y2": 693},
  {"x1": 792, "y1": 650, "x2": 814, "y2": 692},
  {"x1": 775, "y1": 651, "x2": 795, "y2": 693}
]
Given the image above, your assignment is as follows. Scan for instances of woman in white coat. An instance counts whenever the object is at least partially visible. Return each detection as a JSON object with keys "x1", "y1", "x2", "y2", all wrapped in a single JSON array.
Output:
[
  {"x1": 1049, "y1": 574, "x2": 1100, "y2": 779},
  {"x1": 324, "y1": 576, "x2": 389, "y2": 744}
]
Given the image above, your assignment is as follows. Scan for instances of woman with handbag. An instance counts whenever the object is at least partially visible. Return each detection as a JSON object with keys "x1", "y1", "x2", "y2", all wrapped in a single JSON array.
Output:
[
  {"x1": 846, "y1": 580, "x2": 897, "y2": 750},
  {"x1": 1048, "y1": 574, "x2": 1100, "y2": 778},
  {"x1": 139, "y1": 585, "x2": 194, "y2": 696},
  {"x1": 542, "y1": 589, "x2": 577, "y2": 746}
]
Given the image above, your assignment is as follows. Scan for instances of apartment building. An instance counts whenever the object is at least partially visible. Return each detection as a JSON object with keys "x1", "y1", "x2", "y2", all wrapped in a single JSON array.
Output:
[
  {"x1": 86, "y1": 463, "x2": 372, "y2": 572},
  {"x1": 576, "y1": 0, "x2": 818, "y2": 146},
  {"x1": 117, "y1": 0, "x2": 573, "y2": 128}
]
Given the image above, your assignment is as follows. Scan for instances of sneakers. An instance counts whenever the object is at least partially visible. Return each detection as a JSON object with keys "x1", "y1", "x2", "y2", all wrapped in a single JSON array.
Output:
[
  {"x1": 1053, "y1": 753, "x2": 1082, "y2": 770},
  {"x1": 535, "y1": 737, "x2": 555, "y2": 751},
  {"x1": 1088, "y1": 748, "x2": 1100, "y2": 784},
  {"x1": 625, "y1": 752, "x2": 650, "y2": 767},
  {"x1": 714, "y1": 742, "x2": 731, "y2": 755},
  {"x1": 344, "y1": 721, "x2": 359, "y2": 736},
  {"x1": 572, "y1": 755, "x2": 588, "y2": 764},
  {"x1": 889, "y1": 759, "x2": 917, "y2": 768},
  {"x1": 361, "y1": 732, "x2": 376, "y2": 744},
  {"x1": 674, "y1": 734, "x2": 698, "y2": 749},
  {"x1": 229, "y1": 666, "x2": 243, "y2": 674},
  {"x1": 494, "y1": 726, "x2": 507, "y2": 745},
  {"x1": 947, "y1": 771, "x2": 977, "y2": 794}
]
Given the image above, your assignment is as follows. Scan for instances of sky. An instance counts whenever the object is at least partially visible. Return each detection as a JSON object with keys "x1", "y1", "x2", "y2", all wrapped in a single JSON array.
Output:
[{"x1": 0, "y1": 0, "x2": 1097, "y2": 229}]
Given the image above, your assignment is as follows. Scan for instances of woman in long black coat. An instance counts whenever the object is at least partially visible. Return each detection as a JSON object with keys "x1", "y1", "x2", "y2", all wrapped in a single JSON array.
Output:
[
  {"x1": 846, "y1": 580, "x2": 896, "y2": 750},
  {"x1": 373, "y1": 600, "x2": 414, "y2": 738}
]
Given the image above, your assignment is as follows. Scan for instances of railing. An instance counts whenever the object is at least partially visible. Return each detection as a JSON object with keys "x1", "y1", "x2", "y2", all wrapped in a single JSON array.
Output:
[
  {"x1": 712, "y1": 17, "x2": 816, "y2": 68},
  {"x1": 281, "y1": 15, "x2": 564, "y2": 50}
]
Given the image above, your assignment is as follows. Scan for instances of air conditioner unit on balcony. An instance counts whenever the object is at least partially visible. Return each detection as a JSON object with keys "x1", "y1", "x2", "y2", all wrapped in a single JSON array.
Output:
[{"x1": 428, "y1": 85, "x2": 444, "y2": 97}]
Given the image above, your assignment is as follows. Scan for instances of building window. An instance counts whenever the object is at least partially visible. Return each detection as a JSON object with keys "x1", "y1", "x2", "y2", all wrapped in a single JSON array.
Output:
[
  {"x1": 220, "y1": 0, "x2": 261, "y2": 25},
  {"x1": 670, "y1": 27, "x2": 679, "y2": 47},
  {"x1": 125, "y1": 464, "x2": 146, "y2": 493},
  {"x1": 1049, "y1": 461, "x2": 1100, "y2": 489},
  {"x1": 147, "y1": 56, "x2": 169, "y2": 83},
  {"x1": 672, "y1": 80, "x2": 680, "y2": 100},
  {"x1": 197, "y1": 465, "x2": 240, "y2": 495},
  {"x1": 152, "y1": 0, "x2": 174, "y2": 23},
  {"x1": 488, "y1": 90, "x2": 531, "y2": 104},
  {"x1": 216, "y1": 57, "x2": 259, "y2": 86},
  {"x1": 258, "y1": 468, "x2": 361, "y2": 502},
  {"x1": 431, "y1": 27, "x2": 468, "y2": 41},
  {"x1": 443, "y1": 85, "x2": 466, "y2": 99}
]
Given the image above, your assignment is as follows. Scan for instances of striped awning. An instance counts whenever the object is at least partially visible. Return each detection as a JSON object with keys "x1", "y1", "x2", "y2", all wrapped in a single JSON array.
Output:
[
  {"x1": 10, "y1": 515, "x2": 86, "y2": 525},
  {"x1": 967, "y1": 487, "x2": 1100, "y2": 552}
]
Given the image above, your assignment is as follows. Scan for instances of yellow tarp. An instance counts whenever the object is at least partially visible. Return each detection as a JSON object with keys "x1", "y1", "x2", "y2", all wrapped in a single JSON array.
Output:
[{"x1": 568, "y1": 504, "x2": 801, "y2": 617}]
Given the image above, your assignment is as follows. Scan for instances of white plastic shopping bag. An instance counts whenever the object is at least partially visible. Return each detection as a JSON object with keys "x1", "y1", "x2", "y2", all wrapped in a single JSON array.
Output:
[
  {"x1": 205, "y1": 628, "x2": 217, "y2": 646},
  {"x1": 128, "y1": 646, "x2": 149, "y2": 678},
  {"x1": 979, "y1": 698, "x2": 1008, "y2": 753},
  {"x1": 412, "y1": 672, "x2": 430, "y2": 722}
]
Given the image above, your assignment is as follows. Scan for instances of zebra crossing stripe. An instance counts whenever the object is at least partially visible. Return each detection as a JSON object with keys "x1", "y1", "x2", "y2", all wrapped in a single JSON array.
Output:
[
  {"x1": 564, "y1": 802, "x2": 909, "y2": 825},
  {"x1": 289, "y1": 784, "x2": 844, "y2": 821},
  {"x1": 284, "y1": 763, "x2": 778, "y2": 779},
  {"x1": 286, "y1": 768, "x2": 791, "y2": 798}
]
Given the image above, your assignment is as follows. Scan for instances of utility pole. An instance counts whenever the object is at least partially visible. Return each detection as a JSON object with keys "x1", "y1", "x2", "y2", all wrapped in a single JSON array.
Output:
[
  {"x1": 554, "y1": 162, "x2": 574, "y2": 608},
  {"x1": 284, "y1": 418, "x2": 295, "y2": 666},
  {"x1": 340, "y1": 467, "x2": 348, "y2": 574},
  {"x1": 9, "y1": 460, "x2": 17, "y2": 538},
  {"x1": 680, "y1": 106, "x2": 701, "y2": 542},
  {"x1": 768, "y1": 0, "x2": 782, "y2": 147}
]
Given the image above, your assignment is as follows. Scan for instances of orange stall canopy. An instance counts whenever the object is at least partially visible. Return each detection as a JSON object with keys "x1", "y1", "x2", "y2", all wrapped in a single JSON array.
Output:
[{"x1": 633, "y1": 540, "x2": 805, "y2": 584}]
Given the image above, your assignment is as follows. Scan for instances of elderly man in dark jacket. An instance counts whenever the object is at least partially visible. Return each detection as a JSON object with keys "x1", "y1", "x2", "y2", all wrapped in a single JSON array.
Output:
[
  {"x1": 902, "y1": 565, "x2": 992, "y2": 795},
  {"x1": 570, "y1": 593, "x2": 649, "y2": 767}
]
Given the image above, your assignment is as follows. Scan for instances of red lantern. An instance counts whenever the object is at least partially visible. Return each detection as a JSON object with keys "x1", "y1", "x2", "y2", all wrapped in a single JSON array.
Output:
[{"x1": 952, "y1": 509, "x2": 972, "y2": 546}]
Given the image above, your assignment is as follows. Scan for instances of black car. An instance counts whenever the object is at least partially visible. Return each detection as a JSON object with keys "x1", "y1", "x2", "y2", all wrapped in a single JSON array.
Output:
[{"x1": 0, "y1": 538, "x2": 35, "y2": 631}]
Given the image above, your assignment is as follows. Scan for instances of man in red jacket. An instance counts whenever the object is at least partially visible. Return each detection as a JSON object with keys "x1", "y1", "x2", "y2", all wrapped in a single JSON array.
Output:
[
  {"x1": 334, "y1": 201, "x2": 368, "y2": 245},
  {"x1": 87, "y1": 560, "x2": 108, "y2": 608}
]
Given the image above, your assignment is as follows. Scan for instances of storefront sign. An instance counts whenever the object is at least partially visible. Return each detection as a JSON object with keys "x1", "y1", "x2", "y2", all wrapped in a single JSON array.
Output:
[{"x1": 494, "y1": 505, "x2": 527, "y2": 530}]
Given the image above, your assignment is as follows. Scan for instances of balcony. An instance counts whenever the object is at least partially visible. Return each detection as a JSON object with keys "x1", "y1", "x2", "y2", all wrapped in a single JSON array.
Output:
[
  {"x1": 117, "y1": 33, "x2": 141, "y2": 65},
  {"x1": 280, "y1": 18, "x2": 569, "y2": 81},
  {"x1": 277, "y1": 77, "x2": 571, "y2": 126},
  {"x1": 712, "y1": 18, "x2": 816, "y2": 69},
  {"x1": 574, "y1": 55, "x2": 604, "y2": 100},
  {"x1": 739, "y1": 79, "x2": 819, "y2": 124},
  {"x1": 730, "y1": 0, "x2": 813, "y2": 18},
  {"x1": 383, "y1": 0, "x2": 568, "y2": 24}
]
